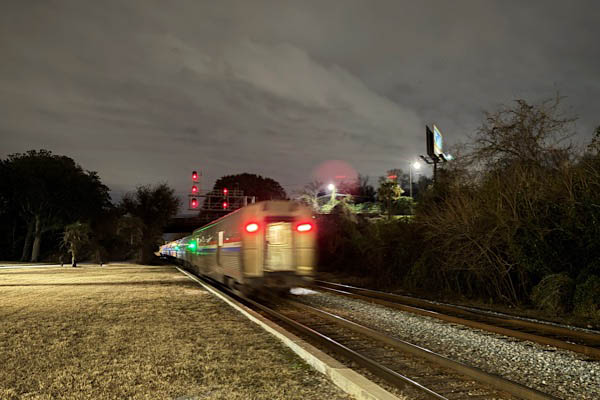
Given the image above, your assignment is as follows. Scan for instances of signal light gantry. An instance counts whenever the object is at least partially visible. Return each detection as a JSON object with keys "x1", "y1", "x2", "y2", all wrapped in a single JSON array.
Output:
[{"x1": 188, "y1": 171, "x2": 255, "y2": 211}]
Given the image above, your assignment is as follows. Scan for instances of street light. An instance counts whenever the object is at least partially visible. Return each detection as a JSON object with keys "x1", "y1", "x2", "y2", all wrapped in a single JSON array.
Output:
[
  {"x1": 409, "y1": 161, "x2": 421, "y2": 199},
  {"x1": 327, "y1": 183, "x2": 336, "y2": 202}
]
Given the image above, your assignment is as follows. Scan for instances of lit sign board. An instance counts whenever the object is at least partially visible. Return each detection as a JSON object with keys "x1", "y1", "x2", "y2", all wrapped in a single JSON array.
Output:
[{"x1": 433, "y1": 125, "x2": 443, "y2": 156}]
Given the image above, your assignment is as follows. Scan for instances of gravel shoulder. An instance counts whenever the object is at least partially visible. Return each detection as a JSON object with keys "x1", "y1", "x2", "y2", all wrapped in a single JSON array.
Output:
[
  {"x1": 293, "y1": 288, "x2": 600, "y2": 400},
  {"x1": 0, "y1": 264, "x2": 352, "y2": 400}
]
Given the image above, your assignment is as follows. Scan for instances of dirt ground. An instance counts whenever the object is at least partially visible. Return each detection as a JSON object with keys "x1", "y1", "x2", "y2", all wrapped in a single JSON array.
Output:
[{"x1": 0, "y1": 264, "x2": 352, "y2": 400}]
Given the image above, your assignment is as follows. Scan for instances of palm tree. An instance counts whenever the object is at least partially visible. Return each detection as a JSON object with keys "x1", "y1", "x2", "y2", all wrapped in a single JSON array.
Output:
[
  {"x1": 62, "y1": 221, "x2": 91, "y2": 267},
  {"x1": 377, "y1": 177, "x2": 404, "y2": 219}
]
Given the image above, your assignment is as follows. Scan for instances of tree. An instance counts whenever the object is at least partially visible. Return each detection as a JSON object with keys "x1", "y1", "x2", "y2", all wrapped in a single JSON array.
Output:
[
  {"x1": 62, "y1": 222, "x2": 91, "y2": 267},
  {"x1": 1, "y1": 150, "x2": 110, "y2": 262},
  {"x1": 587, "y1": 126, "x2": 600, "y2": 155},
  {"x1": 120, "y1": 183, "x2": 179, "y2": 264},
  {"x1": 199, "y1": 173, "x2": 287, "y2": 222},
  {"x1": 377, "y1": 177, "x2": 404, "y2": 219},
  {"x1": 413, "y1": 97, "x2": 586, "y2": 304},
  {"x1": 385, "y1": 169, "x2": 410, "y2": 192},
  {"x1": 296, "y1": 180, "x2": 324, "y2": 211},
  {"x1": 0, "y1": 159, "x2": 23, "y2": 260},
  {"x1": 212, "y1": 173, "x2": 287, "y2": 201},
  {"x1": 471, "y1": 96, "x2": 575, "y2": 169},
  {"x1": 414, "y1": 175, "x2": 433, "y2": 201},
  {"x1": 337, "y1": 175, "x2": 376, "y2": 203}
]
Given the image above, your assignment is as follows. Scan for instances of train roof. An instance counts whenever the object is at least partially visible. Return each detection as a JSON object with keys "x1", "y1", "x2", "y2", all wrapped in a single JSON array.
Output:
[{"x1": 191, "y1": 200, "x2": 311, "y2": 235}]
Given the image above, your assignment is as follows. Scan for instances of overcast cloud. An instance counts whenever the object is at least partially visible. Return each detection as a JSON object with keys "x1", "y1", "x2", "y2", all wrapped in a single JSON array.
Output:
[{"x1": 1, "y1": 0, "x2": 599, "y2": 208}]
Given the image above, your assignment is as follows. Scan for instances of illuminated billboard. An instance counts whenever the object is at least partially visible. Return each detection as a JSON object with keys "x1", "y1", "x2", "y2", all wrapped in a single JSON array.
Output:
[{"x1": 432, "y1": 125, "x2": 443, "y2": 156}]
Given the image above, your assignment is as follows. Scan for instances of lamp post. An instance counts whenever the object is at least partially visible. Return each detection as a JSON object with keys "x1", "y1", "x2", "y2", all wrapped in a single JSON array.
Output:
[
  {"x1": 409, "y1": 161, "x2": 421, "y2": 199},
  {"x1": 327, "y1": 183, "x2": 336, "y2": 202}
]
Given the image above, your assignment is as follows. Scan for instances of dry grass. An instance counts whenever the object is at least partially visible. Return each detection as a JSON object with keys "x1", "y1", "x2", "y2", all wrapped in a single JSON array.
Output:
[{"x1": 0, "y1": 264, "x2": 351, "y2": 400}]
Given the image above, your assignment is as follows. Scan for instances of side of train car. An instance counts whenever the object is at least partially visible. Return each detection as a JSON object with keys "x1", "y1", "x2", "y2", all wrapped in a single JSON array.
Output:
[{"x1": 160, "y1": 200, "x2": 316, "y2": 293}]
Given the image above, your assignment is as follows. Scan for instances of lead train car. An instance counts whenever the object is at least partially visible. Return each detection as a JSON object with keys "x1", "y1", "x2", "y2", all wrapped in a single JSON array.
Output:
[{"x1": 160, "y1": 200, "x2": 315, "y2": 293}]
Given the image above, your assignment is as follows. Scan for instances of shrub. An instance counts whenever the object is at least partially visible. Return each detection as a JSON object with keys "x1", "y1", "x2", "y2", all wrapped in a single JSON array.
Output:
[
  {"x1": 530, "y1": 274, "x2": 575, "y2": 314},
  {"x1": 316, "y1": 202, "x2": 425, "y2": 288},
  {"x1": 573, "y1": 275, "x2": 600, "y2": 319}
]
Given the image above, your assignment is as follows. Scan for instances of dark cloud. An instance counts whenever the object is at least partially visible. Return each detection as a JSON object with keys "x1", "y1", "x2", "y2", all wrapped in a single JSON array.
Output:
[{"x1": 1, "y1": 0, "x2": 599, "y2": 211}]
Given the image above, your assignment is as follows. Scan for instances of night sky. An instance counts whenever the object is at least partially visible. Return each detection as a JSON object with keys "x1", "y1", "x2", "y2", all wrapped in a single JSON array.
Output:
[{"x1": 1, "y1": 1, "x2": 599, "y2": 211}]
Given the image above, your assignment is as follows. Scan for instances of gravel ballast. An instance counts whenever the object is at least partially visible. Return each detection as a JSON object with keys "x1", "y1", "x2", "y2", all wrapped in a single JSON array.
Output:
[{"x1": 292, "y1": 288, "x2": 600, "y2": 399}]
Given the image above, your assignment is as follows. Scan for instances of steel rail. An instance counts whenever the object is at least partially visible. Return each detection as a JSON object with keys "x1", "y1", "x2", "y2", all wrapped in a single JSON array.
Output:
[
  {"x1": 186, "y1": 274, "x2": 448, "y2": 399},
  {"x1": 286, "y1": 298, "x2": 558, "y2": 400},
  {"x1": 315, "y1": 281, "x2": 600, "y2": 360},
  {"x1": 243, "y1": 295, "x2": 449, "y2": 400},
  {"x1": 317, "y1": 280, "x2": 600, "y2": 343}
]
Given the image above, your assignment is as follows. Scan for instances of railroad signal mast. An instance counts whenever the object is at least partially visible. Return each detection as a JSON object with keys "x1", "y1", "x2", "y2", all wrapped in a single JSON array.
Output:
[
  {"x1": 189, "y1": 170, "x2": 201, "y2": 210},
  {"x1": 188, "y1": 170, "x2": 255, "y2": 212}
]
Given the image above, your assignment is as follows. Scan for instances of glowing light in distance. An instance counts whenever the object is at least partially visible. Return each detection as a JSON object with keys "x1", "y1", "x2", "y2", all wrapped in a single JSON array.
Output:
[
  {"x1": 192, "y1": 171, "x2": 198, "y2": 181},
  {"x1": 245, "y1": 223, "x2": 259, "y2": 233},
  {"x1": 191, "y1": 198, "x2": 198, "y2": 208},
  {"x1": 296, "y1": 223, "x2": 313, "y2": 232},
  {"x1": 191, "y1": 185, "x2": 198, "y2": 194},
  {"x1": 223, "y1": 188, "x2": 228, "y2": 195},
  {"x1": 222, "y1": 201, "x2": 228, "y2": 209},
  {"x1": 412, "y1": 161, "x2": 421, "y2": 170},
  {"x1": 327, "y1": 183, "x2": 335, "y2": 191},
  {"x1": 187, "y1": 242, "x2": 196, "y2": 250}
]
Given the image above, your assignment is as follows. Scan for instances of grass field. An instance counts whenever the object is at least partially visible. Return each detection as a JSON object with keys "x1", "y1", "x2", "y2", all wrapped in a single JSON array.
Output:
[{"x1": 0, "y1": 264, "x2": 351, "y2": 400}]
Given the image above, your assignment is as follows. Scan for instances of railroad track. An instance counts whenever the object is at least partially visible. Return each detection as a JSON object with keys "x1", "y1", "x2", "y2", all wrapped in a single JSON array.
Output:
[
  {"x1": 315, "y1": 280, "x2": 600, "y2": 360},
  {"x1": 265, "y1": 298, "x2": 560, "y2": 400},
  {"x1": 194, "y1": 276, "x2": 557, "y2": 400}
]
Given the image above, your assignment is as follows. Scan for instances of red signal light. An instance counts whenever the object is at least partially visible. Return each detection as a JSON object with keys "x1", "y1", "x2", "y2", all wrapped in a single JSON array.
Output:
[
  {"x1": 192, "y1": 171, "x2": 199, "y2": 181},
  {"x1": 191, "y1": 198, "x2": 199, "y2": 208},
  {"x1": 191, "y1": 185, "x2": 198, "y2": 194},
  {"x1": 296, "y1": 223, "x2": 313, "y2": 232},
  {"x1": 223, "y1": 187, "x2": 228, "y2": 195},
  {"x1": 222, "y1": 201, "x2": 228, "y2": 209},
  {"x1": 245, "y1": 223, "x2": 259, "y2": 233}
]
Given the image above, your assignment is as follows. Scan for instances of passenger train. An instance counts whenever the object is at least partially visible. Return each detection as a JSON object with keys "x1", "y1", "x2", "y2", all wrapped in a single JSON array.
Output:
[{"x1": 159, "y1": 200, "x2": 316, "y2": 294}]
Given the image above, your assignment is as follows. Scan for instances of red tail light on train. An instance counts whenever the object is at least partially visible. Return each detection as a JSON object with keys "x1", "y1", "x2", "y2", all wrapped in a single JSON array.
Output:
[
  {"x1": 296, "y1": 223, "x2": 313, "y2": 232},
  {"x1": 245, "y1": 222, "x2": 259, "y2": 233}
]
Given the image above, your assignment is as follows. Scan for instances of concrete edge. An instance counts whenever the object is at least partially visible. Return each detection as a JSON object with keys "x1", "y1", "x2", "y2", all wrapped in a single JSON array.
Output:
[{"x1": 175, "y1": 266, "x2": 401, "y2": 400}]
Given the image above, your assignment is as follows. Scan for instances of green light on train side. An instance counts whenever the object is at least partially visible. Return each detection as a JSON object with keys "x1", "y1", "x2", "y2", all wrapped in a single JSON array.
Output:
[{"x1": 187, "y1": 242, "x2": 196, "y2": 251}]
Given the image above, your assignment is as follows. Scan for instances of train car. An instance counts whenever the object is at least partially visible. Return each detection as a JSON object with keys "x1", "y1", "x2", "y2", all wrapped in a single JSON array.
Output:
[{"x1": 160, "y1": 200, "x2": 316, "y2": 294}]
